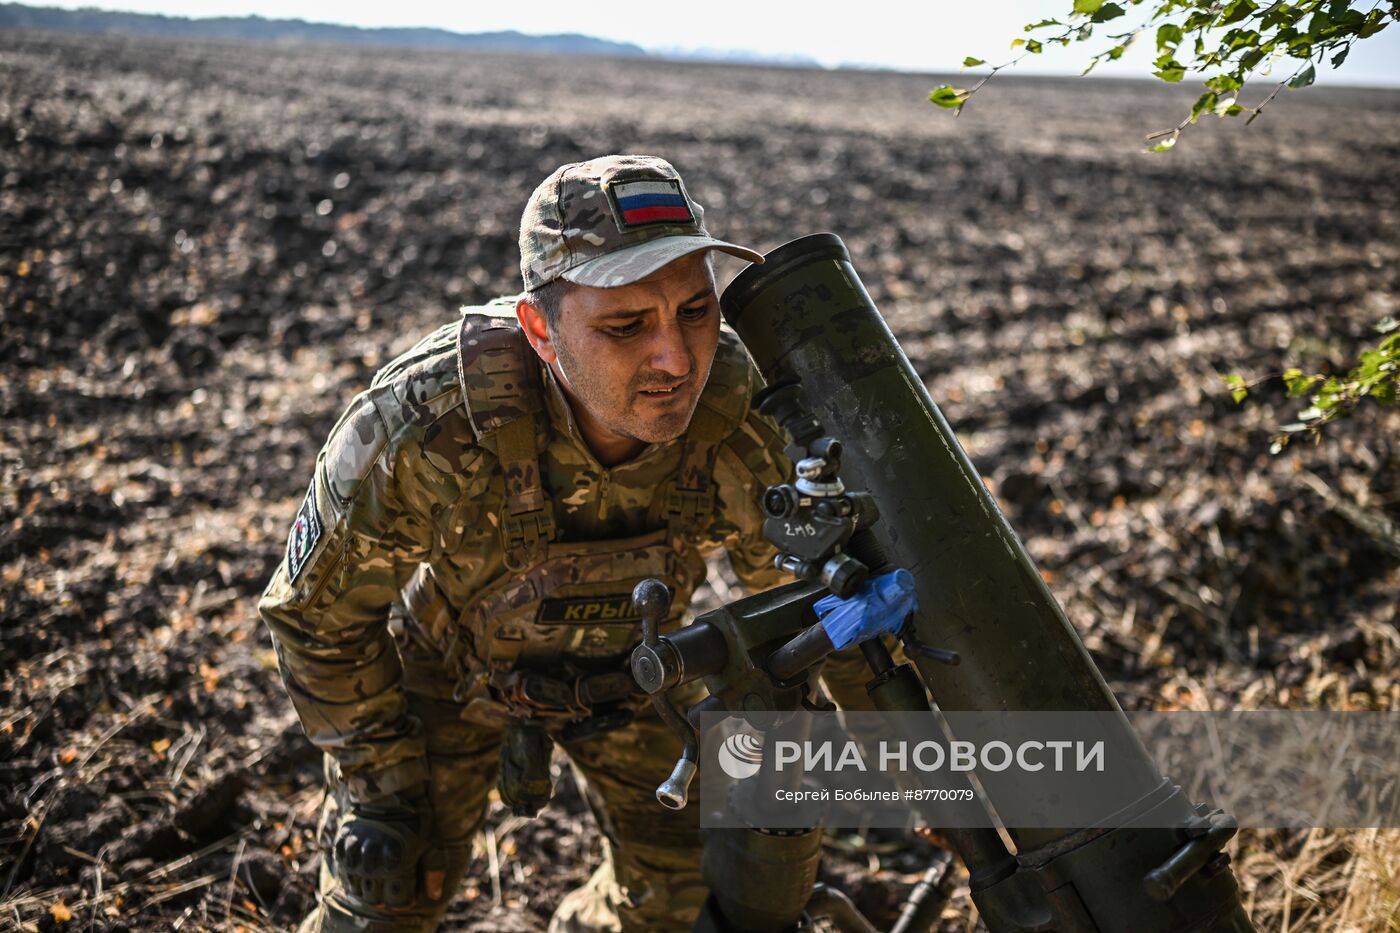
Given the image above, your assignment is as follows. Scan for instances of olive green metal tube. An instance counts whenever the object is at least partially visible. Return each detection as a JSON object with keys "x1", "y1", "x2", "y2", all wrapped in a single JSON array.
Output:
[
  {"x1": 720, "y1": 234, "x2": 1162, "y2": 822},
  {"x1": 701, "y1": 826, "x2": 824, "y2": 932},
  {"x1": 720, "y1": 234, "x2": 1256, "y2": 932}
]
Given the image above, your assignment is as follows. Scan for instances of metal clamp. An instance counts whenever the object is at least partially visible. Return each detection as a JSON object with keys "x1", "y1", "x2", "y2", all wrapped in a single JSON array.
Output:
[{"x1": 664, "y1": 483, "x2": 714, "y2": 528}]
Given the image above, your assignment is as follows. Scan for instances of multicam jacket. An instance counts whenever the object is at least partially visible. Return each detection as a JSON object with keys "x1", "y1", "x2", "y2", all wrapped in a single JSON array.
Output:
[{"x1": 258, "y1": 300, "x2": 791, "y2": 800}]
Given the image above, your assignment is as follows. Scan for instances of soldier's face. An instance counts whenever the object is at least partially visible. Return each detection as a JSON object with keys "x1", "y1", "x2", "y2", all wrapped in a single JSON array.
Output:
[{"x1": 521, "y1": 252, "x2": 721, "y2": 462}]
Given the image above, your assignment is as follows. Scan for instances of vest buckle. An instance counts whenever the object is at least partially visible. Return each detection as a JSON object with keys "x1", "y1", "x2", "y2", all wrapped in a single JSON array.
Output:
[
  {"x1": 494, "y1": 669, "x2": 580, "y2": 714},
  {"x1": 501, "y1": 508, "x2": 555, "y2": 571},
  {"x1": 664, "y1": 484, "x2": 714, "y2": 530}
]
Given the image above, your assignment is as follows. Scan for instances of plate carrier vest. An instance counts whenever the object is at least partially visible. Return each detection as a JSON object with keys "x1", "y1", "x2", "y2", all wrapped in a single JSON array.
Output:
[{"x1": 392, "y1": 304, "x2": 754, "y2": 736}]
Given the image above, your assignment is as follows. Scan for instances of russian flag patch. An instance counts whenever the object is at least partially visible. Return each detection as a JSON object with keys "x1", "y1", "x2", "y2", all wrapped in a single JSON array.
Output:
[{"x1": 609, "y1": 178, "x2": 695, "y2": 228}]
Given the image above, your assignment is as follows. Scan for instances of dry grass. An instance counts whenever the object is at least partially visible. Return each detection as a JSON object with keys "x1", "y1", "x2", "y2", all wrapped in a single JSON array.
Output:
[{"x1": 1235, "y1": 830, "x2": 1400, "y2": 933}]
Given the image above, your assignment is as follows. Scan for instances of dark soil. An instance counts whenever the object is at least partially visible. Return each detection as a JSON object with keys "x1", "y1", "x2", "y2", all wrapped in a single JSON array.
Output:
[{"x1": 2, "y1": 28, "x2": 1397, "y2": 933}]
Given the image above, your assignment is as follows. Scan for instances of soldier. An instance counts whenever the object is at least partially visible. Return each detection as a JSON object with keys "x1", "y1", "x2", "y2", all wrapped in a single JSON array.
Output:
[{"x1": 259, "y1": 155, "x2": 875, "y2": 932}]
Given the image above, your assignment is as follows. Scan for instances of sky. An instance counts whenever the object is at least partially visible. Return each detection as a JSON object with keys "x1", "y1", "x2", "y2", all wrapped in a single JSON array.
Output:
[{"x1": 30, "y1": 0, "x2": 1400, "y2": 87}]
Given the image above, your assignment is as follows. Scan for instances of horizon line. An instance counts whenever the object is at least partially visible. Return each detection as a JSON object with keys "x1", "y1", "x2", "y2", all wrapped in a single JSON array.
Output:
[{"x1": 5, "y1": 0, "x2": 1400, "y2": 89}]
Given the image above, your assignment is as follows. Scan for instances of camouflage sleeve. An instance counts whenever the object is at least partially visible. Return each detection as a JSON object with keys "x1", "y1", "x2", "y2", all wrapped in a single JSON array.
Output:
[
  {"x1": 257, "y1": 390, "x2": 435, "y2": 800},
  {"x1": 710, "y1": 403, "x2": 792, "y2": 592}
]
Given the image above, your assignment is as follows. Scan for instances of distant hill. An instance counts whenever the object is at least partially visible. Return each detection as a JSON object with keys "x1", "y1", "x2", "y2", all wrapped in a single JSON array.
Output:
[
  {"x1": 651, "y1": 45, "x2": 821, "y2": 68},
  {"x1": 0, "y1": 2, "x2": 648, "y2": 57}
]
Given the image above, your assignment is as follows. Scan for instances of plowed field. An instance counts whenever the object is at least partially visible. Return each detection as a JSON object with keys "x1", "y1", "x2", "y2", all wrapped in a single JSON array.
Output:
[{"x1": 2, "y1": 29, "x2": 1398, "y2": 932}]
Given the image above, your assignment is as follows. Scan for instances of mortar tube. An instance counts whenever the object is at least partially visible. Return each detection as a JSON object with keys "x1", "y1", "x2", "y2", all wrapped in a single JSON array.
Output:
[{"x1": 721, "y1": 234, "x2": 1172, "y2": 851}]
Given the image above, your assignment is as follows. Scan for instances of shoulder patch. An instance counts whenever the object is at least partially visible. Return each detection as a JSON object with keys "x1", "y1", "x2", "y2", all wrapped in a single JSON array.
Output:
[{"x1": 286, "y1": 480, "x2": 324, "y2": 582}]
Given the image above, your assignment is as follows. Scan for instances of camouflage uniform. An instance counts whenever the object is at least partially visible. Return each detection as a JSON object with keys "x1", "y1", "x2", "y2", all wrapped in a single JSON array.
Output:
[{"x1": 259, "y1": 297, "x2": 880, "y2": 932}]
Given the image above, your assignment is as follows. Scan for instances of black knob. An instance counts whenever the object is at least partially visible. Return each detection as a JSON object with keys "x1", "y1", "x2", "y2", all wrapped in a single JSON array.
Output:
[
  {"x1": 632, "y1": 579, "x2": 673, "y2": 645},
  {"x1": 822, "y1": 553, "x2": 868, "y2": 599},
  {"x1": 812, "y1": 436, "x2": 843, "y2": 464},
  {"x1": 763, "y1": 486, "x2": 797, "y2": 518}
]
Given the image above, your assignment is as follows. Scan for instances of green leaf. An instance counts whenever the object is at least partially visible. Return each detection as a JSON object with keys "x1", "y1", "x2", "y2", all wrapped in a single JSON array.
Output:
[
  {"x1": 1184, "y1": 10, "x2": 1216, "y2": 31},
  {"x1": 1092, "y1": 2, "x2": 1126, "y2": 23},
  {"x1": 1154, "y1": 61, "x2": 1187, "y2": 82},
  {"x1": 1147, "y1": 134, "x2": 1179, "y2": 152},
  {"x1": 1331, "y1": 46, "x2": 1350, "y2": 67},
  {"x1": 1306, "y1": 11, "x2": 1334, "y2": 40},
  {"x1": 1220, "y1": 0, "x2": 1258, "y2": 27},
  {"x1": 1358, "y1": 14, "x2": 1390, "y2": 37},
  {"x1": 1190, "y1": 91, "x2": 1218, "y2": 122},
  {"x1": 1156, "y1": 23, "x2": 1184, "y2": 50},
  {"x1": 1024, "y1": 18, "x2": 1061, "y2": 30},
  {"x1": 1073, "y1": 0, "x2": 1104, "y2": 14},
  {"x1": 1337, "y1": 7, "x2": 1367, "y2": 27},
  {"x1": 962, "y1": 56, "x2": 986, "y2": 67},
  {"x1": 928, "y1": 85, "x2": 968, "y2": 109},
  {"x1": 1206, "y1": 73, "x2": 1244, "y2": 93},
  {"x1": 1261, "y1": 7, "x2": 1294, "y2": 30},
  {"x1": 1283, "y1": 368, "x2": 1322, "y2": 398},
  {"x1": 1289, "y1": 63, "x2": 1317, "y2": 88},
  {"x1": 1223, "y1": 374, "x2": 1249, "y2": 404},
  {"x1": 1026, "y1": 39, "x2": 1044, "y2": 53},
  {"x1": 1226, "y1": 28, "x2": 1262, "y2": 52},
  {"x1": 1011, "y1": 38, "x2": 1026, "y2": 48}
]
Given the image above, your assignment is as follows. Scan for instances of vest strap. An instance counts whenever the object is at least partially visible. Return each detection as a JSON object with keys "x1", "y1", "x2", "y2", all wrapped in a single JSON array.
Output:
[
  {"x1": 655, "y1": 331, "x2": 755, "y2": 539},
  {"x1": 661, "y1": 404, "x2": 725, "y2": 534},
  {"x1": 457, "y1": 313, "x2": 554, "y2": 570}
]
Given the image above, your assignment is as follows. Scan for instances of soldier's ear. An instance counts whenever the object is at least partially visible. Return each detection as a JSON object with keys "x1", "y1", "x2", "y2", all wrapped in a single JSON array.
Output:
[{"x1": 516, "y1": 298, "x2": 558, "y2": 365}]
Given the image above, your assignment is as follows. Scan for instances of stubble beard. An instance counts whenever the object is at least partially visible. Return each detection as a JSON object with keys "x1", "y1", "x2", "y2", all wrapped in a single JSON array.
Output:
[{"x1": 554, "y1": 334, "x2": 699, "y2": 445}]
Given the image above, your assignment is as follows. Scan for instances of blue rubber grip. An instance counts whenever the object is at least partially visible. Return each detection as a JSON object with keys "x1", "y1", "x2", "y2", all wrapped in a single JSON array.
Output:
[{"x1": 813, "y1": 569, "x2": 917, "y2": 651}]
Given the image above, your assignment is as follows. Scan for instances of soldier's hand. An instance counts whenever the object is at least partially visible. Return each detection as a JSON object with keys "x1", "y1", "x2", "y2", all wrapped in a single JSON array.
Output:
[{"x1": 333, "y1": 791, "x2": 432, "y2": 909}]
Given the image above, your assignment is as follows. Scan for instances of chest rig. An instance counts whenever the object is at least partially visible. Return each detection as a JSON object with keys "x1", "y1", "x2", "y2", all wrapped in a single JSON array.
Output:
[{"x1": 406, "y1": 307, "x2": 751, "y2": 738}]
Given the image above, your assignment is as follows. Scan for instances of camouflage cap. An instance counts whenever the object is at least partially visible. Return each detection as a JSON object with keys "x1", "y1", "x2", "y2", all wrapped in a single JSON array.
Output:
[{"x1": 519, "y1": 154, "x2": 763, "y2": 291}]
